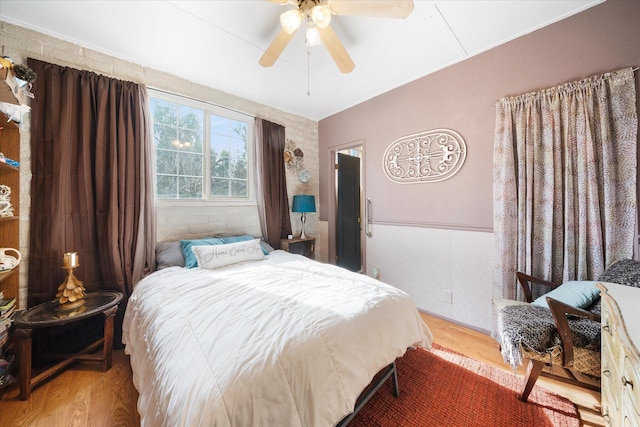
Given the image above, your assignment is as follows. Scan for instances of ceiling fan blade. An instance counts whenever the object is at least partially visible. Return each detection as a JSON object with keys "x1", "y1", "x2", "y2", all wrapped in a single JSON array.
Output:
[
  {"x1": 259, "y1": 28, "x2": 295, "y2": 67},
  {"x1": 318, "y1": 25, "x2": 355, "y2": 73},
  {"x1": 328, "y1": 0, "x2": 414, "y2": 19}
]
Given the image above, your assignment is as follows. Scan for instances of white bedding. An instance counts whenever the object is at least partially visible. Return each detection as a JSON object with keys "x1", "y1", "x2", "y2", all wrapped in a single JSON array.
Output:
[{"x1": 123, "y1": 250, "x2": 432, "y2": 427}]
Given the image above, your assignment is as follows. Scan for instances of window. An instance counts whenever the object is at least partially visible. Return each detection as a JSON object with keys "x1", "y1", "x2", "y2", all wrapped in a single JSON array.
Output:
[{"x1": 149, "y1": 90, "x2": 253, "y2": 202}]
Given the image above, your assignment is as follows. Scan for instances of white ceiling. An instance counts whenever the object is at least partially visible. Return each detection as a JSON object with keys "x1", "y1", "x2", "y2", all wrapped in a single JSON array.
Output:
[{"x1": 0, "y1": 0, "x2": 603, "y2": 121}]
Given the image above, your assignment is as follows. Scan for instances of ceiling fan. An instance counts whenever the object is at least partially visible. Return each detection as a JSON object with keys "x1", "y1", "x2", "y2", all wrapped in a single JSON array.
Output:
[{"x1": 259, "y1": 0, "x2": 414, "y2": 73}]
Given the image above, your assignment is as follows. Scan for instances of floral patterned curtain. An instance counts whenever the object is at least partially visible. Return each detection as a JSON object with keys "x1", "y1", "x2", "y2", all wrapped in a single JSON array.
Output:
[{"x1": 493, "y1": 67, "x2": 637, "y2": 302}]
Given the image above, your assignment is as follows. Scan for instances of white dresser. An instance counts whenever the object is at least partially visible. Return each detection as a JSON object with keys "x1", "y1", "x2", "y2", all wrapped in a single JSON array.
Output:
[{"x1": 599, "y1": 282, "x2": 640, "y2": 426}]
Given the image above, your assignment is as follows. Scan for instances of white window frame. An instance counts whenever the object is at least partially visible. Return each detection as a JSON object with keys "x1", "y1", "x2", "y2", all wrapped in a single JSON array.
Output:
[{"x1": 149, "y1": 89, "x2": 256, "y2": 207}]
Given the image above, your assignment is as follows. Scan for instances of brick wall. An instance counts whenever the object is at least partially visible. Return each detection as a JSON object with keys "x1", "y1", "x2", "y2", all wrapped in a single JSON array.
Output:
[{"x1": 0, "y1": 21, "x2": 319, "y2": 306}]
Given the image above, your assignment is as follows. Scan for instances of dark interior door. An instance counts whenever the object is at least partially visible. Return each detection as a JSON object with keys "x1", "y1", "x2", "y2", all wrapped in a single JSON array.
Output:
[{"x1": 337, "y1": 153, "x2": 361, "y2": 271}]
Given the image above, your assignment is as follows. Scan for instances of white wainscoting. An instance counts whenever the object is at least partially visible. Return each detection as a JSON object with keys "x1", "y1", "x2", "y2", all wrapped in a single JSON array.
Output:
[{"x1": 365, "y1": 224, "x2": 494, "y2": 333}]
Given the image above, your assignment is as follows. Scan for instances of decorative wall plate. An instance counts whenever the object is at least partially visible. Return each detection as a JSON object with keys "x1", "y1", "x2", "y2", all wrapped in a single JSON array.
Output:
[{"x1": 382, "y1": 129, "x2": 467, "y2": 183}]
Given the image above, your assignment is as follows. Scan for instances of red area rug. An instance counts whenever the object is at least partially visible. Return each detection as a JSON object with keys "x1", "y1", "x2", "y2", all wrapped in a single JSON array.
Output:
[{"x1": 350, "y1": 344, "x2": 580, "y2": 427}]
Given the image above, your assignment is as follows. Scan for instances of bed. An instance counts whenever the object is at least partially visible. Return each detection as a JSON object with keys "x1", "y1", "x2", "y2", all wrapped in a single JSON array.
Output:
[{"x1": 123, "y1": 237, "x2": 432, "y2": 426}]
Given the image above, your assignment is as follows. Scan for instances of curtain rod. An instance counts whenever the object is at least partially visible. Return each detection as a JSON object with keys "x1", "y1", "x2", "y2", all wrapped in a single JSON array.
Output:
[
  {"x1": 148, "y1": 86, "x2": 256, "y2": 119},
  {"x1": 494, "y1": 67, "x2": 639, "y2": 106}
]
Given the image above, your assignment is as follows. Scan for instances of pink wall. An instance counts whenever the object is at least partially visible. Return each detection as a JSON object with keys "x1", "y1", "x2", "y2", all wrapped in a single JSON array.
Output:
[{"x1": 318, "y1": 0, "x2": 640, "y2": 231}]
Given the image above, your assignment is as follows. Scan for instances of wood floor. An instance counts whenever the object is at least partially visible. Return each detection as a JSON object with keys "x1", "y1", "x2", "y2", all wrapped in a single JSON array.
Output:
[{"x1": 0, "y1": 312, "x2": 604, "y2": 427}]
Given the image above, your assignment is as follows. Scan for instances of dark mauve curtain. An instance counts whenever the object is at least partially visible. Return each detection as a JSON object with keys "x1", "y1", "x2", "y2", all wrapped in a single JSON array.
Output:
[
  {"x1": 27, "y1": 58, "x2": 156, "y2": 308},
  {"x1": 256, "y1": 118, "x2": 291, "y2": 248}
]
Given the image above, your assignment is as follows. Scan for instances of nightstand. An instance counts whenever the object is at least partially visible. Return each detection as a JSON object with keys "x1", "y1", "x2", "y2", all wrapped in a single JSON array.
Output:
[{"x1": 281, "y1": 237, "x2": 316, "y2": 259}]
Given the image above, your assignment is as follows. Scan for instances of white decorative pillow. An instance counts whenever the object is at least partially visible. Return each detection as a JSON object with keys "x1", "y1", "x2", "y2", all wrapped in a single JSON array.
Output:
[{"x1": 191, "y1": 239, "x2": 265, "y2": 269}]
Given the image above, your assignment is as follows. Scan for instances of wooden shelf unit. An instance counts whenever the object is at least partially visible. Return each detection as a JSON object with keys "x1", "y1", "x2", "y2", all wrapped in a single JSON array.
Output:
[{"x1": 0, "y1": 120, "x2": 20, "y2": 308}]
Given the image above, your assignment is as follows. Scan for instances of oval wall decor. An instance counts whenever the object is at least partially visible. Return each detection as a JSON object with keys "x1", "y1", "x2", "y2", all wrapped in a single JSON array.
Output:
[{"x1": 382, "y1": 129, "x2": 467, "y2": 183}]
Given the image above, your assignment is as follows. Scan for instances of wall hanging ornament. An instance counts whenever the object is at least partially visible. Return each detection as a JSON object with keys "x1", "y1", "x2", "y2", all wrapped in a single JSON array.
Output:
[
  {"x1": 284, "y1": 139, "x2": 311, "y2": 183},
  {"x1": 0, "y1": 184, "x2": 14, "y2": 217},
  {"x1": 284, "y1": 139, "x2": 305, "y2": 173},
  {"x1": 382, "y1": 128, "x2": 467, "y2": 183}
]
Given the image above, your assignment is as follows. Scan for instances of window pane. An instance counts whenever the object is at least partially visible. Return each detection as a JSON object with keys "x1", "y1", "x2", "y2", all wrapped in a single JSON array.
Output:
[
  {"x1": 211, "y1": 154, "x2": 230, "y2": 178},
  {"x1": 230, "y1": 157, "x2": 247, "y2": 179},
  {"x1": 179, "y1": 176, "x2": 203, "y2": 199},
  {"x1": 230, "y1": 179, "x2": 248, "y2": 197},
  {"x1": 156, "y1": 175, "x2": 177, "y2": 199},
  {"x1": 156, "y1": 149, "x2": 177, "y2": 175},
  {"x1": 154, "y1": 124, "x2": 177, "y2": 149},
  {"x1": 210, "y1": 114, "x2": 248, "y2": 198},
  {"x1": 151, "y1": 96, "x2": 205, "y2": 200},
  {"x1": 211, "y1": 178, "x2": 229, "y2": 196},
  {"x1": 178, "y1": 105, "x2": 203, "y2": 130},
  {"x1": 211, "y1": 116, "x2": 246, "y2": 138},
  {"x1": 211, "y1": 132, "x2": 246, "y2": 155},
  {"x1": 179, "y1": 152, "x2": 203, "y2": 177},
  {"x1": 150, "y1": 98, "x2": 178, "y2": 125},
  {"x1": 178, "y1": 129, "x2": 202, "y2": 153}
]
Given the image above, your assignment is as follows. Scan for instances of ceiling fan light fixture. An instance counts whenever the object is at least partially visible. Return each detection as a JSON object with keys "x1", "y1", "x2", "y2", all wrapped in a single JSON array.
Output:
[
  {"x1": 280, "y1": 9, "x2": 303, "y2": 34},
  {"x1": 311, "y1": 5, "x2": 331, "y2": 28},
  {"x1": 306, "y1": 23, "x2": 321, "y2": 47},
  {"x1": 263, "y1": 0, "x2": 414, "y2": 73}
]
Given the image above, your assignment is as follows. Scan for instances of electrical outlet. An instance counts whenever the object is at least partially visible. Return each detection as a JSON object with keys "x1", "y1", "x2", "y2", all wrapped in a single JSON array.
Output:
[
  {"x1": 372, "y1": 267, "x2": 380, "y2": 279},
  {"x1": 442, "y1": 290, "x2": 453, "y2": 304}
]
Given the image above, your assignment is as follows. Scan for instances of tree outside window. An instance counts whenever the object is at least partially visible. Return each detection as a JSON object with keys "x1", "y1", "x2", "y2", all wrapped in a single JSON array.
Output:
[
  {"x1": 150, "y1": 93, "x2": 251, "y2": 201},
  {"x1": 211, "y1": 115, "x2": 248, "y2": 198}
]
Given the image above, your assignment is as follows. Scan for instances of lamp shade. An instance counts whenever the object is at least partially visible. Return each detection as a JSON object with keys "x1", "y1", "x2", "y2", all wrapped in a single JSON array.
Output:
[
  {"x1": 311, "y1": 5, "x2": 331, "y2": 28},
  {"x1": 280, "y1": 9, "x2": 303, "y2": 34},
  {"x1": 292, "y1": 195, "x2": 316, "y2": 213}
]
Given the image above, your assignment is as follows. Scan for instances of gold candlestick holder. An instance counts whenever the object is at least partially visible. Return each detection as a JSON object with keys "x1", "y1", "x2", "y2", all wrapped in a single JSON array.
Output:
[{"x1": 56, "y1": 253, "x2": 86, "y2": 311}]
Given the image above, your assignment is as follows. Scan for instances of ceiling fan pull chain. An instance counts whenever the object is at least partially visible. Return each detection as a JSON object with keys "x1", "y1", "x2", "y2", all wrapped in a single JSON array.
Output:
[
  {"x1": 307, "y1": 50, "x2": 311, "y2": 96},
  {"x1": 306, "y1": 22, "x2": 311, "y2": 96}
]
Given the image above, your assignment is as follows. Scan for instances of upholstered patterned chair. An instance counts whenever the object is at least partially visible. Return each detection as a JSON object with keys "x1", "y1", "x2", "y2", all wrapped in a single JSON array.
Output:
[{"x1": 496, "y1": 260, "x2": 640, "y2": 402}]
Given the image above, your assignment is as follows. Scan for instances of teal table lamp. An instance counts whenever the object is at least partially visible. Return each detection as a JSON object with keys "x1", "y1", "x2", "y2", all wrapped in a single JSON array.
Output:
[{"x1": 292, "y1": 195, "x2": 316, "y2": 239}]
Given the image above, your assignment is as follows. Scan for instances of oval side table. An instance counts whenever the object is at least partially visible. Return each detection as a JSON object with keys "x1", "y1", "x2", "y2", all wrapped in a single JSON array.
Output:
[{"x1": 13, "y1": 291, "x2": 123, "y2": 400}]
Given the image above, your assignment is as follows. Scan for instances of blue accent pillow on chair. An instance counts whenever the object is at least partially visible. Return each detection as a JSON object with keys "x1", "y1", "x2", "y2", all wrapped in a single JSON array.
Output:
[{"x1": 532, "y1": 280, "x2": 600, "y2": 309}]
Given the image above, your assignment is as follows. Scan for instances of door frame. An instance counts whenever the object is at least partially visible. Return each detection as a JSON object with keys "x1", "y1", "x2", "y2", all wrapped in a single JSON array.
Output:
[{"x1": 327, "y1": 140, "x2": 366, "y2": 270}]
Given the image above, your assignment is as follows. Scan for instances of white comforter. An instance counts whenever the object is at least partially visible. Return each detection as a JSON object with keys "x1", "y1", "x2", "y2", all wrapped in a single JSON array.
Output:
[{"x1": 123, "y1": 250, "x2": 432, "y2": 427}]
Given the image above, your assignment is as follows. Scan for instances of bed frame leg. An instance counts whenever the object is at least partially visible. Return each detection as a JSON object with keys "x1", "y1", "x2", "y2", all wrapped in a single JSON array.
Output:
[
  {"x1": 391, "y1": 361, "x2": 399, "y2": 398},
  {"x1": 336, "y1": 361, "x2": 399, "y2": 427}
]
